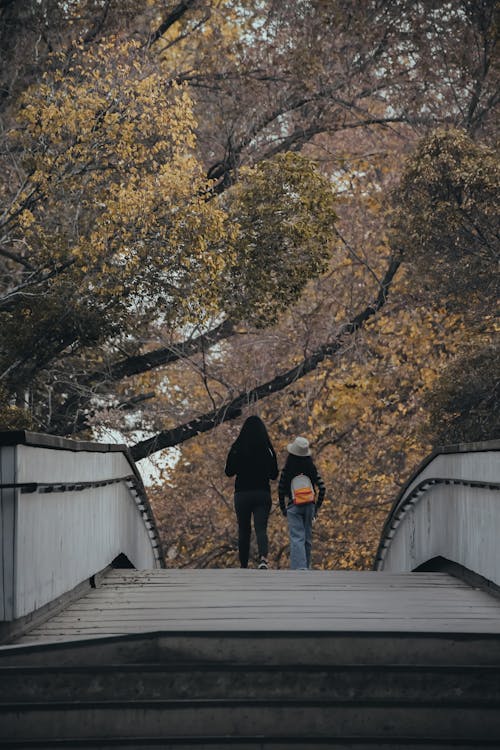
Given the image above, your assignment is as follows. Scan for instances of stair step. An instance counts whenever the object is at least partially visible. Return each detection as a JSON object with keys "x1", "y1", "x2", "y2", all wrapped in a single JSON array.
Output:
[
  {"x1": 1, "y1": 663, "x2": 499, "y2": 703},
  {"x1": 4, "y1": 737, "x2": 500, "y2": 750},
  {"x1": 1, "y1": 699, "x2": 500, "y2": 741},
  {"x1": 2, "y1": 631, "x2": 500, "y2": 667}
]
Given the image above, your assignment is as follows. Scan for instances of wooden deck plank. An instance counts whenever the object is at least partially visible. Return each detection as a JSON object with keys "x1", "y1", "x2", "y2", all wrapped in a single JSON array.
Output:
[
  {"x1": 45, "y1": 603, "x2": 500, "y2": 616},
  {"x1": 15, "y1": 569, "x2": 500, "y2": 644}
]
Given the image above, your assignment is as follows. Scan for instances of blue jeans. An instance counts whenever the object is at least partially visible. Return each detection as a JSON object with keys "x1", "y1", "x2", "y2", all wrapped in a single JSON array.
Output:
[{"x1": 287, "y1": 503, "x2": 315, "y2": 569}]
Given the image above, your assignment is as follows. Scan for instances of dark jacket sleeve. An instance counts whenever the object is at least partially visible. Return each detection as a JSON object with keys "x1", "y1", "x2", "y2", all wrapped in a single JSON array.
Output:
[
  {"x1": 313, "y1": 466, "x2": 326, "y2": 511},
  {"x1": 268, "y1": 447, "x2": 279, "y2": 480},
  {"x1": 224, "y1": 445, "x2": 238, "y2": 477},
  {"x1": 278, "y1": 468, "x2": 289, "y2": 515}
]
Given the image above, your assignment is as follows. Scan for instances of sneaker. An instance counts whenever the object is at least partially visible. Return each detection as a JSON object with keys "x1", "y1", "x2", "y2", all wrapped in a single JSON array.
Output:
[{"x1": 258, "y1": 557, "x2": 268, "y2": 570}]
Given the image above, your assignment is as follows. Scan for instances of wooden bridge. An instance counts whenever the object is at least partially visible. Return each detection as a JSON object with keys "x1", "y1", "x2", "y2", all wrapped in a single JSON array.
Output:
[{"x1": 0, "y1": 431, "x2": 499, "y2": 748}]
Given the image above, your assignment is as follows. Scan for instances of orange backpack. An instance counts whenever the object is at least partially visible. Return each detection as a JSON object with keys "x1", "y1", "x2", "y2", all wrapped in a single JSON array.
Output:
[{"x1": 291, "y1": 474, "x2": 315, "y2": 505}]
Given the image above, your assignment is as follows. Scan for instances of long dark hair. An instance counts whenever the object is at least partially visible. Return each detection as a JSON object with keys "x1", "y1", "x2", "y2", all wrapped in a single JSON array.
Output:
[
  {"x1": 232, "y1": 415, "x2": 274, "y2": 457},
  {"x1": 283, "y1": 453, "x2": 315, "y2": 475},
  {"x1": 282, "y1": 453, "x2": 317, "y2": 496}
]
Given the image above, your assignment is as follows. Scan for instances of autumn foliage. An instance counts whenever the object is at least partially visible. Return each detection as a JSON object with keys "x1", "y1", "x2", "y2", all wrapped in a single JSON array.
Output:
[{"x1": 0, "y1": 1, "x2": 498, "y2": 569}]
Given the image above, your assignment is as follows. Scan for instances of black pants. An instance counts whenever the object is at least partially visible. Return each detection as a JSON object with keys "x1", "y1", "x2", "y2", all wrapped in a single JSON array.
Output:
[{"x1": 234, "y1": 490, "x2": 272, "y2": 568}]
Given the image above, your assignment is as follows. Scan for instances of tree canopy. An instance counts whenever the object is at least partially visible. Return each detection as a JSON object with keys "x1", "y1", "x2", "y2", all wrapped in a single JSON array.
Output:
[{"x1": 0, "y1": 0, "x2": 498, "y2": 569}]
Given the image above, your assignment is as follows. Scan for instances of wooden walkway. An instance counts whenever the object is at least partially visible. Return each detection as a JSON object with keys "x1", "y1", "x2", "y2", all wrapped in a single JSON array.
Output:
[{"x1": 15, "y1": 569, "x2": 500, "y2": 644}]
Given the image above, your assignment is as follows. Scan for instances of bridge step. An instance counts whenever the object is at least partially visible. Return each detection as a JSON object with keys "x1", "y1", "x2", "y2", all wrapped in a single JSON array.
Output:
[
  {"x1": 4, "y1": 738, "x2": 500, "y2": 749},
  {"x1": 2, "y1": 631, "x2": 500, "y2": 666},
  {"x1": 1, "y1": 663, "x2": 499, "y2": 703},
  {"x1": 1, "y1": 633, "x2": 499, "y2": 746},
  {"x1": 1, "y1": 700, "x2": 500, "y2": 740}
]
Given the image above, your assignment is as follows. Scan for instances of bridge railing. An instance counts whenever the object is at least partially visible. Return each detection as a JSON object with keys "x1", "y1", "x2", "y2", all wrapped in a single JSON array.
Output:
[
  {"x1": 0, "y1": 431, "x2": 163, "y2": 624},
  {"x1": 374, "y1": 440, "x2": 500, "y2": 592}
]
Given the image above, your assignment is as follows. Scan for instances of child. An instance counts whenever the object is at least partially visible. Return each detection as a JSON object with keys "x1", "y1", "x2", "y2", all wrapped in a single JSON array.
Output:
[{"x1": 278, "y1": 436, "x2": 326, "y2": 569}]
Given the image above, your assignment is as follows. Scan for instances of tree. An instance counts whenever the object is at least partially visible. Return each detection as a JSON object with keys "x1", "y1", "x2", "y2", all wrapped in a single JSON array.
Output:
[
  {"x1": 146, "y1": 122, "x2": 498, "y2": 569},
  {"x1": 0, "y1": 38, "x2": 233, "y2": 404},
  {"x1": 391, "y1": 129, "x2": 499, "y2": 306},
  {"x1": 103, "y1": 0, "x2": 500, "y2": 455},
  {"x1": 0, "y1": 0, "x2": 497, "y2": 464},
  {"x1": 154, "y1": 258, "x2": 471, "y2": 570},
  {"x1": 0, "y1": 35, "x2": 338, "y2": 429},
  {"x1": 136, "y1": 2, "x2": 500, "y2": 569},
  {"x1": 424, "y1": 342, "x2": 500, "y2": 445},
  {"x1": 391, "y1": 129, "x2": 499, "y2": 448}
]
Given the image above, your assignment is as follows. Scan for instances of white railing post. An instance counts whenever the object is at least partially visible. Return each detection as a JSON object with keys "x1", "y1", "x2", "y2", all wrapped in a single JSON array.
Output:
[{"x1": 0, "y1": 444, "x2": 17, "y2": 620}]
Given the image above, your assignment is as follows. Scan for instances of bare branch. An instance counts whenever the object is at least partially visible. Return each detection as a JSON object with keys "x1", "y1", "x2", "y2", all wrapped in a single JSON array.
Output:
[
  {"x1": 0, "y1": 245, "x2": 34, "y2": 270},
  {"x1": 130, "y1": 255, "x2": 401, "y2": 460},
  {"x1": 47, "y1": 319, "x2": 238, "y2": 436},
  {"x1": 86, "y1": 319, "x2": 236, "y2": 385},
  {"x1": 147, "y1": 0, "x2": 199, "y2": 47},
  {"x1": 0, "y1": 259, "x2": 76, "y2": 311},
  {"x1": 82, "y1": 0, "x2": 112, "y2": 44}
]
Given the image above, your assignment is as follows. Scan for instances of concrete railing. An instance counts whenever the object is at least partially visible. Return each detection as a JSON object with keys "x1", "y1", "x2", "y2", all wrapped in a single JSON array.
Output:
[
  {"x1": 0, "y1": 431, "x2": 163, "y2": 623},
  {"x1": 374, "y1": 440, "x2": 500, "y2": 590}
]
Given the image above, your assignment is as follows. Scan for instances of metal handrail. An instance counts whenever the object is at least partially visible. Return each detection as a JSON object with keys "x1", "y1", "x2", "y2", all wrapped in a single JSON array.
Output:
[{"x1": 0, "y1": 475, "x2": 137, "y2": 494}]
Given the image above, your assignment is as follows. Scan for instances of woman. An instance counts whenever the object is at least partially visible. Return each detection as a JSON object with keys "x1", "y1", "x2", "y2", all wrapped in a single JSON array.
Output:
[
  {"x1": 225, "y1": 416, "x2": 278, "y2": 569},
  {"x1": 278, "y1": 436, "x2": 326, "y2": 570}
]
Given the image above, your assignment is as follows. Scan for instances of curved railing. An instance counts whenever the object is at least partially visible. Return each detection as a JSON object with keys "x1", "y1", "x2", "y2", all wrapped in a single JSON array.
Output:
[
  {"x1": 0, "y1": 431, "x2": 164, "y2": 623},
  {"x1": 374, "y1": 440, "x2": 500, "y2": 591}
]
